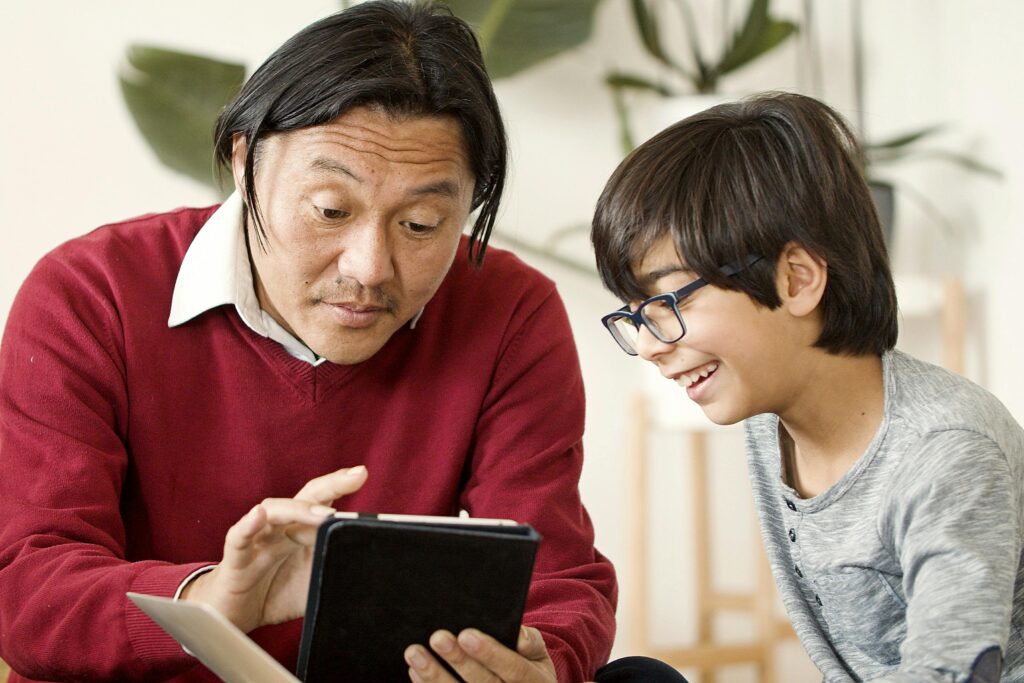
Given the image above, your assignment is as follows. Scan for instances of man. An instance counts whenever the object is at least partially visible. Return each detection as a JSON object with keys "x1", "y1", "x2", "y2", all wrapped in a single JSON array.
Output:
[{"x1": 0, "y1": 2, "x2": 617, "y2": 681}]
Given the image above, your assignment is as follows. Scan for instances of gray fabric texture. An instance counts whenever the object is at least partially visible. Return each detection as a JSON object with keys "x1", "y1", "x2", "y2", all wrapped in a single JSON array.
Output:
[{"x1": 745, "y1": 350, "x2": 1024, "y2": 682}]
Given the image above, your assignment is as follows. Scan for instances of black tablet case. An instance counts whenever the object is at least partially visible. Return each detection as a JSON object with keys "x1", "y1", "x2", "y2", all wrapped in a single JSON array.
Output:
[{"x1": 296, "y1": 516, "x2": 540, "y2": 683}]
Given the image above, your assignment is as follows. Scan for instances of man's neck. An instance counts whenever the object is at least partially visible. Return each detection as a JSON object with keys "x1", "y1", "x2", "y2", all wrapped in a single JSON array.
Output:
[{"x1": 778, "y1": 352, "x2": 885, "y2": 498}]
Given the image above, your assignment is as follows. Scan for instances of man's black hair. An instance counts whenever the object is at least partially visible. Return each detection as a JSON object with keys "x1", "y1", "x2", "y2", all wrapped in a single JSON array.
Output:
[{"x1": 214, "y1": 0, "x2": 506, "y2": 266}]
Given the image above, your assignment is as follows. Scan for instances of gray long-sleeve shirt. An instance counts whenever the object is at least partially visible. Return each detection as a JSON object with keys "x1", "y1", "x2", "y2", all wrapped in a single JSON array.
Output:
[{"x1": 745, "y1": 350, "x2": 1024, "y2": 682}]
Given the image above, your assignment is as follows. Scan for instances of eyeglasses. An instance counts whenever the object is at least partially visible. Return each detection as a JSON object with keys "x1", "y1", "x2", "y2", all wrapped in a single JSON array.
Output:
[{"x1": 601, "y1": 254, "x2": 762, "y2": 356}]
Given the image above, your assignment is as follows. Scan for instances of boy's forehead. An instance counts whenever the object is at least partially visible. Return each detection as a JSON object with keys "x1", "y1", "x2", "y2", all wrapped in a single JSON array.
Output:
[{"x1": 632, "y1": 235, "x2": 694, "y2": 287}]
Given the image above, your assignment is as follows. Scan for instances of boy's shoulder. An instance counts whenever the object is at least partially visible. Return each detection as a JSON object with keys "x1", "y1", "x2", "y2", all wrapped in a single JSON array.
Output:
[
  {"x1": 885, "y1": 350, "x2": 1024, "y2": 478},
  {"x1": 887, "y1": 350, "x2": 1019, "y2": 438}
]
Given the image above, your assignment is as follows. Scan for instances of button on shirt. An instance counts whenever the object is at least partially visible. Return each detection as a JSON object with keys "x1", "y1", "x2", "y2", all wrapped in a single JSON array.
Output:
[{"x1": 745, "y1": 350, "x2": 1024, "y2": 682}]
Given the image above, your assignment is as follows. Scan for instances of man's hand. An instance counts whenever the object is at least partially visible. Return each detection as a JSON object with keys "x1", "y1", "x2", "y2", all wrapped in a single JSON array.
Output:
[
  {"x1": 181, "y1": 465, "x2": 368, "y2": 633},
  {"x1": 404, "y1": 625, "x2": 557, "y2": 683}
]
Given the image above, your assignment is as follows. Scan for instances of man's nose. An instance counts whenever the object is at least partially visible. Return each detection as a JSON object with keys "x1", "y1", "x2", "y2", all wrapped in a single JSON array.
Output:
[
  {"x1": 336, "y1": 219, "x2": 395, "y2": 288},
  {"x1": 634, "y1": 325, "x2": 677, "y2": 363}
]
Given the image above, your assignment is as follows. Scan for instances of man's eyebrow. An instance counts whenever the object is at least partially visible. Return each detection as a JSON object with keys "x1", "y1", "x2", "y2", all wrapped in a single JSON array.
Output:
[
  {"x1": 311, "y1": 157, "x2": 361, "y2": 181},
  {"x1": 409, "y1": 180, "x2": 460, "y2": 199},
  {"x1": 309, "y1": 157, "x2": 460, "y2": 199}
]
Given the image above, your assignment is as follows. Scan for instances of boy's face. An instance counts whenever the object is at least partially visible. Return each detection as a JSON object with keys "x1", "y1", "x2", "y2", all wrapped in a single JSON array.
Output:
[{"x1": 631, "y1": 235, "x2": 803, "y2": 425}]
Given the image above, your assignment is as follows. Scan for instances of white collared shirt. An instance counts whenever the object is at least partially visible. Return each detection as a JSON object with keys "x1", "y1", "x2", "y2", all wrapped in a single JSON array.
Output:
[{"x1": 167, "y1": 192, "x2": 329, "y2": 366}]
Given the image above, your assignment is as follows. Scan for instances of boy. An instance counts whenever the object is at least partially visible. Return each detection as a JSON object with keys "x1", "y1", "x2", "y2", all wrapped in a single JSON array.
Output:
[{"x1": 590, "y1": 92, "x2": 1024, "y2": 681}]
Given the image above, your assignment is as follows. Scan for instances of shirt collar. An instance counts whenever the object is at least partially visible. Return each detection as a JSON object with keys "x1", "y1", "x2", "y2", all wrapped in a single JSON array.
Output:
[
  {"x1": 167, "y1": 193, "x2": 424, "y2": 365},
  {"x1": 167, "y1": 192, "x2": 328, "y2": 365}
]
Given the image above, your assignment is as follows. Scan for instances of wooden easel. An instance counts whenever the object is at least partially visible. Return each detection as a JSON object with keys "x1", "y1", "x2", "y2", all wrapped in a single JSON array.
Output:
[{"x1": 626, "y1": 394, "x2": 796, "y2": 682}]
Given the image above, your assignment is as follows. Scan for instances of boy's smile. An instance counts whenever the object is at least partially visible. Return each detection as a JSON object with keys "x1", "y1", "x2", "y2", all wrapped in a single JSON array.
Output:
[{"x1": 631, "y1": 235, "x2": 795, "y2": 425}]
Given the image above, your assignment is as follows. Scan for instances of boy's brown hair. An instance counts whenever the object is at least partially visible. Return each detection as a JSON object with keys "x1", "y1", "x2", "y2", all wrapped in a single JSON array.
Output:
[{"x1": 591, "y1": 91, "x2": 897, "y2": 356}]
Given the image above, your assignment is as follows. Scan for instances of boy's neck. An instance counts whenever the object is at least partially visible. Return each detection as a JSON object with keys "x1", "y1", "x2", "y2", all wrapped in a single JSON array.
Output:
[{"x1": 778, "y1": 351, "x2": 885, "y2": 499}]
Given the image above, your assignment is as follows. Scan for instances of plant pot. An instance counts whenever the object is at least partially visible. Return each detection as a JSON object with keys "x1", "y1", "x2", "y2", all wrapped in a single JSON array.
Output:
[{"x1": 637, "y1": 93, "x2": 737, "y2": 146}]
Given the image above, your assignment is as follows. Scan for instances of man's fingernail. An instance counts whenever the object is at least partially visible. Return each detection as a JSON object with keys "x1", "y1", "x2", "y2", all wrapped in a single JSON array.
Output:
[
  {"x1": 433, "y1": 634, "x2": 454, "y2": 654},
  {"x1": 311, "y1": 505, "x2": 336, "y2": 516},
  {"x1": 460, "y1": 630, "x2": 481, "y2": 652},
  {"x1": 347, "y1": 465, "x2": 367, "y2": 477},
  {"x1": 408, "y1": 648, "x2": 427, "y2": 669},
  {"x1": 520, "y1": 626, "x2": 529, "y2": 641}
]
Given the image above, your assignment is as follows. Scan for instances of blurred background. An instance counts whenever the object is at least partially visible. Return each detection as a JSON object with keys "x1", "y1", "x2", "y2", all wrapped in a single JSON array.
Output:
[{"x1": 2, "y1": 1, "x2": 1022, "y2": 681}]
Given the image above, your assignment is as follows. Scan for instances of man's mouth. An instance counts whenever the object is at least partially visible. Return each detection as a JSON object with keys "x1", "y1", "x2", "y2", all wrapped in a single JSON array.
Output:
[
  {"x1": 675, "y1": 361, "x2": 719, "y2": 389},
  {"x1": 323, "y1": 301, "x2": 388, "y2": 328}
]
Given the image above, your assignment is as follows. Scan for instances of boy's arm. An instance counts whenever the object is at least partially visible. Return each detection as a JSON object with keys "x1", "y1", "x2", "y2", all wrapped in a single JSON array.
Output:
[{"x1": 875, "y1": 429, "x2": 1020, "y2": 682}]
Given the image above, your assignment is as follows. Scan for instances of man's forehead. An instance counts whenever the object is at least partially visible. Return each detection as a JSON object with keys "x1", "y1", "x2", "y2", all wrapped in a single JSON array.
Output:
[{"x1": 288, "y1": 107, "x2": 471, "y2": 169}]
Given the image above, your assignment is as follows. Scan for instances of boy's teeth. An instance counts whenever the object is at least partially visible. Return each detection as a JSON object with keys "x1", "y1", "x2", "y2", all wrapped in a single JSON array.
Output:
[{"x1": 676, "y1": 362, "x2": 719, "y2": 388}]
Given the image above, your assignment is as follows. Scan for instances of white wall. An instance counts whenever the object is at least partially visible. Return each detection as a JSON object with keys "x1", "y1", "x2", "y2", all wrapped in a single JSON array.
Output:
[{"x1": 2, "y1": 2, "x2": 1022, "y2": 679}]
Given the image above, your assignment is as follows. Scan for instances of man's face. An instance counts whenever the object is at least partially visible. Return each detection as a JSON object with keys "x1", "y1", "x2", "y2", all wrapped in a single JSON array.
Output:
[{"x1": 233, "y1": 107, "x2": 476, "y2": 365}]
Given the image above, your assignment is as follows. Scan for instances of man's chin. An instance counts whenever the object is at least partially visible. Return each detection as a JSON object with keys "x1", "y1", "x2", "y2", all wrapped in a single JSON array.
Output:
[{"x1": 306, "y1": 328, "x2": 395, "y2": 366}]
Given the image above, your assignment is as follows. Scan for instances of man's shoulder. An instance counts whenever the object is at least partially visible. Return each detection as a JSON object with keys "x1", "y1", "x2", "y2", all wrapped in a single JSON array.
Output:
[
  {"x1": 15, "y1": 203, "x2": 223, "y2": 325},
  {"x1": 443, "y1": 238, "x2": 558, "y2": 306},
  {"x1": 47, "y1": 204, "x2": 220, "y2": 270}
]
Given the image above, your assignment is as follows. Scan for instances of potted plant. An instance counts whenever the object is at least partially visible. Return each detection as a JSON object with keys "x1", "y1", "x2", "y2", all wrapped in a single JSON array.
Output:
[
  {"x1": 844, "y1": 0, "x2": 1001, "y2": 243},
  {"x1": 119, "y1": 0, "x2": 602, "y2": 194},
  {"x1": 605, "y1": 0, "x2": 799, "y2": 152}
]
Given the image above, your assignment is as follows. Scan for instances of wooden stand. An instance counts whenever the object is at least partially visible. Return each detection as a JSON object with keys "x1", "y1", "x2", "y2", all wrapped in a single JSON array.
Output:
[{"x1": 627, "y1": 394, "x2": 796, "y2": 682}]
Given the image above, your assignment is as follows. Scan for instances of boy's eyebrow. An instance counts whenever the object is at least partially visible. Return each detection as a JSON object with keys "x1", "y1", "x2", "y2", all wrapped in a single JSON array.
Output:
[{"x1": 638, "y1": 265, "x2": 694, "y2": 289}]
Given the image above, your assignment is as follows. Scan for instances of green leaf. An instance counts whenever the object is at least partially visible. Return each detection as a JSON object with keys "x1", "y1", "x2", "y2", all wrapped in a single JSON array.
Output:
[
  {"x1": 629, "y1": 0, "x2": 677, "y2": 69},
  {"x1": 604, "y1": 71, "x2": 676, "y2": 97},
  {"x1": 609, "y1": 84, "x2": 636, "y2": 155},
  {"x1": 675, "y1": 0, "x2": 710, "y2": 89},
  {"x1": 865, "y1": 125, "x2": 945, "y2": 151},
  {"x1": 441, "y1": 0, "x2": 602, "y2": 79},
  {"x1": 716, "y1": 16, "x2": 798, "y2": 78},
  {"x1": 870, "y1": 148, "x2": 1003, "y2": 179},
  {"x1": 118, "y1": 46, "x2": 244, "y2": 190}
]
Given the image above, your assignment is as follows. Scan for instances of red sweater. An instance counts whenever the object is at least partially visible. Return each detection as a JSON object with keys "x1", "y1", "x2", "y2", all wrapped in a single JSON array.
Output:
[{"x1": 0, "y1": 205, "x2": 616, "y2": 682}]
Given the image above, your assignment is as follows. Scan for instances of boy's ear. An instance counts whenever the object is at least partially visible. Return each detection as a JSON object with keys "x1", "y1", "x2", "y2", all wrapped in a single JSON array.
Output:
[
  {"x1": 774, "y1": 242, "x2": 827, "y2": 318},
  {"x1": 229, "y1": 133, "x2": 248, "y2": 195}
]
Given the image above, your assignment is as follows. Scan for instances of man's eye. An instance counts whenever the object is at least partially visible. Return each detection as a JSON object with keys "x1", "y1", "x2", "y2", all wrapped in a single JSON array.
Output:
[
  {"x1": 403, "y1": 221, "x2": 438, "y2": 235},
  {"x1": 316, "y1": 206, "x2": 348, "y2": 220}
]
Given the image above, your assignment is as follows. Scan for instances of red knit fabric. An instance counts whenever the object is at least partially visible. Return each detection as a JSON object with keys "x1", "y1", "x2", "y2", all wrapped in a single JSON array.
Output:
[{"x1": 0, "y1": 206, "x2": 617, "y2": 682}]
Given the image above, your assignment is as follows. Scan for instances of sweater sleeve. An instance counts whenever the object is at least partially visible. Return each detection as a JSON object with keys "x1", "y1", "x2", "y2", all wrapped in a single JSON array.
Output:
[
  {"x1": 0, "y1": 254, "x2": 209, "y2": 681},
  {"x1": 459, "y1": 285, "x2": 617, "y2": 682},
  {"x1": 872, "y1": 429, "x2": 1020, "y2": 682}
]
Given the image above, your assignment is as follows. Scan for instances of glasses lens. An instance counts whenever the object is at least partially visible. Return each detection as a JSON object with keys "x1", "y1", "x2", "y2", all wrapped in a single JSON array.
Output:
[
  {"x1": 641, "y1": 299, "x2": 684, "y2": 342},
  {"x1": 607, "y1": 315, "x2": 640, "y2": 354}
]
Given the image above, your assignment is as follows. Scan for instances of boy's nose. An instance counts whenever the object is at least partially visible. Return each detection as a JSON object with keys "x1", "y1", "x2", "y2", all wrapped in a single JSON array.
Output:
[{"x1": 634, "y1": 326, "x2": 677, "y2": 363}]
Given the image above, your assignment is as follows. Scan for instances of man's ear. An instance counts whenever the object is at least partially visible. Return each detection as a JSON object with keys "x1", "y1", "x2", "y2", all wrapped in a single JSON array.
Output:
[
  {"x1": 229, "y1": 133, "x2": 248, "y2": 195},
  {"x1": 775, "y1": 242, "x2": 827, "y2": 318}
]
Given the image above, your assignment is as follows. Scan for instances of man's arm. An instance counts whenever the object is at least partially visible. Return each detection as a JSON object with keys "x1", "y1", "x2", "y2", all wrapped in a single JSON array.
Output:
[
  {"x1": 0, "y1": 254, "x2": 358, "y2": 679},
  {"x1": 453, "y1": 286, "x2": 618, "y2": 682},
  {"x1": 872, "y1": 429, "x2": 1020, "y2": 682},
  {"x1": 0, "y1": 254, "x2": 209, "y2": 679}
]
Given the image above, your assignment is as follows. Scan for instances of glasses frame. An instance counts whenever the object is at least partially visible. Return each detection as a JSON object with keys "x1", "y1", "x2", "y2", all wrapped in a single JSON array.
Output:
[{"x1": 601, "y1": 253, "x2": 763, "y2": 356}]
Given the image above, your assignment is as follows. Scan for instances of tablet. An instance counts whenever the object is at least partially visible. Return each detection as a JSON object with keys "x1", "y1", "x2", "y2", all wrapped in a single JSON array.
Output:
[{"x1": 296, "y1": 512, "x2": 541, "y2": 683}]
